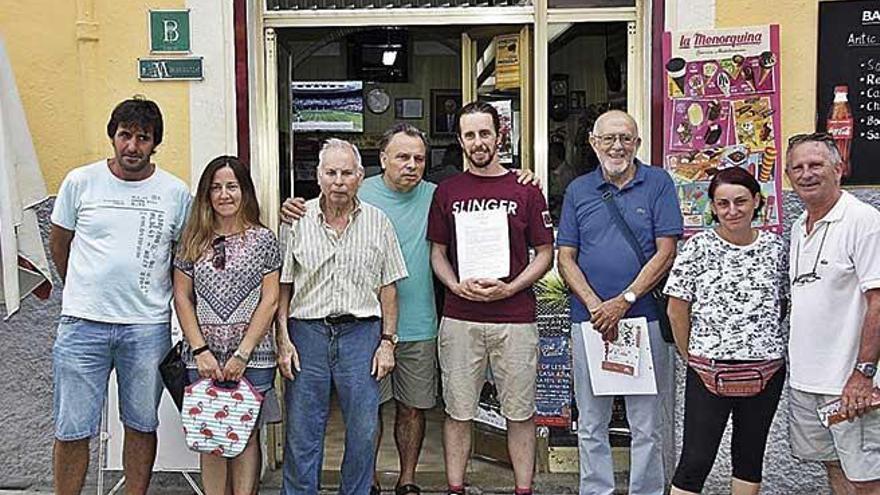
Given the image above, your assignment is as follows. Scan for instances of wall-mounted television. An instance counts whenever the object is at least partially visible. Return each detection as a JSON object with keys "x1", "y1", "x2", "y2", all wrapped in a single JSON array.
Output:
[
  {"x1": 291, "y1": 81, "x2": 364, "y2": 133},
  {"x1": 348, "y1": 29, "x2": 409, "y2": 83}
]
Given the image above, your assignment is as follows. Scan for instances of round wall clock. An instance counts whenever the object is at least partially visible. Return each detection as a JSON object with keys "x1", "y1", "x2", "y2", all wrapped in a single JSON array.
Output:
[{"x1": 367, "y1": 87, "x2": 391, "y2": 114}]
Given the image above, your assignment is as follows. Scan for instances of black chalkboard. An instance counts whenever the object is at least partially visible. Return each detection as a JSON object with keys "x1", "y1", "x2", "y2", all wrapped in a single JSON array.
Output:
[{"x1": 818, "y1": 0, "x2": 880, "y2": 185}]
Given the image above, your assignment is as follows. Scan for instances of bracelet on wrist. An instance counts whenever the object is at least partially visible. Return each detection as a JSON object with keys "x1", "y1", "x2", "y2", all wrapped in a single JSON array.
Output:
[
  {"x1": 192, "y1": 344, "x2": 210, "y2": 356},
  {"x1": 233, "y1": 348, "x2": 251, "y2": 364}
]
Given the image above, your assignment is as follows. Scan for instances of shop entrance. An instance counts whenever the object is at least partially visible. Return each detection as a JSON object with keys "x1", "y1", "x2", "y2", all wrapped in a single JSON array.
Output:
[
  {"x1": 275, "y1": 24, "x2": 532, "y2": 202},
  {"x1": 260, "y1": 8, "x2": 641, "y2": 491},
  {"x1": 274, "y1": 25, "x2": 531, "y2": 488}
]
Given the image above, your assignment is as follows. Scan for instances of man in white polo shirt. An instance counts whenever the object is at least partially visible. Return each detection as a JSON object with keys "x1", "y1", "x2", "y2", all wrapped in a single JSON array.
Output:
[{"x1": 786, "y1": 133, "x2": 880, "y2": 494}]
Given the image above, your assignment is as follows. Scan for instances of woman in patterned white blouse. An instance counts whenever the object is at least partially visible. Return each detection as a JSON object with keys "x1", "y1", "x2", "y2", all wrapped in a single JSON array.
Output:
[
  {"x1": 664, "y1": 167, "x2": 788, "y2": 495},
  {"x1": 173, "y1": 156, "x2": 282, "y2": 495}
]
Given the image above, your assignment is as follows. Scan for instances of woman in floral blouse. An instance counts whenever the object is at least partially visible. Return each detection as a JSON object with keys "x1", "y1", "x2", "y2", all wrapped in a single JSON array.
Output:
[
  {"x1": 664, "y1": 167, "x2": 788, "y2": 495},
  {"x1": 173, "y1": 156, "x2": 281, "y2": 494}
]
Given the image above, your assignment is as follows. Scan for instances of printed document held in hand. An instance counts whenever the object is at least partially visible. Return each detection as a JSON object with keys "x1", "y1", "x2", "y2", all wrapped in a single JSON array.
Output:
[
  {"x1": 581, "y1": 317, "x2": 657, "y2": 395},
  {"x1": 454, "y1": 208, "x2": 510, "y2": 280}
]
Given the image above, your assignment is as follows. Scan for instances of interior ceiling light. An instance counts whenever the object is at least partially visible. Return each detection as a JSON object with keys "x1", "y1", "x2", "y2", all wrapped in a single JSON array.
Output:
[{"x1": 382, "y1": 49, "x2": 398, "y2": 66}]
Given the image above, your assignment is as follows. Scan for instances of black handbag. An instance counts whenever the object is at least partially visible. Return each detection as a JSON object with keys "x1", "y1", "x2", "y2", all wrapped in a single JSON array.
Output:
[
  {"x1": 601, "y1": 190, "x2": 675, "y2": 344},
  {"x1": 158, "y1": 340, "x2": 186, "y2": 411}
]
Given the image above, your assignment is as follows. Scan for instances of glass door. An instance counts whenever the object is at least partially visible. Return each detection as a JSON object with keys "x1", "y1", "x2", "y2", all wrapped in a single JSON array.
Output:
[
  {"x1": 545, "y1": 20, "x2": 634, "y2": 223},
  {"x1": 460, "y1": 25, "x2": 533, "y2": 172}
]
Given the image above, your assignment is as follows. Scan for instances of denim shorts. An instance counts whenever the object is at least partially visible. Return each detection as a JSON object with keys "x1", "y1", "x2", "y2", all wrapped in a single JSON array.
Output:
[{"x1": 53, "y1": 316, "x2": 171, "y2": 441}]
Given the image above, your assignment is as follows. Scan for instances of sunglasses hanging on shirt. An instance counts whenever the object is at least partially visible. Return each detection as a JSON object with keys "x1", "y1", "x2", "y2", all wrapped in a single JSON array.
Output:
[{"x1": 212, "y1": 236, "x2": 227, "y2": 270}]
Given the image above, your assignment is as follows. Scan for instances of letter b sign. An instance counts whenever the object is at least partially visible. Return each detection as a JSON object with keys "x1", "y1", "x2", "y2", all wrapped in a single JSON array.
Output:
[{"x1": 150, "y1": 10, "x2": 190, "y2": 53}]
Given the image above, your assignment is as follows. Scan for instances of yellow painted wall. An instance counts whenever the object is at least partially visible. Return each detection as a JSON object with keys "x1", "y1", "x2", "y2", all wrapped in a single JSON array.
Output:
[
  {"x1": 0, "y1": 0, "x2": 190, "y2": 193},
  {"x1": 715, "y1": 0, "x2": 821, "y2": 145}
]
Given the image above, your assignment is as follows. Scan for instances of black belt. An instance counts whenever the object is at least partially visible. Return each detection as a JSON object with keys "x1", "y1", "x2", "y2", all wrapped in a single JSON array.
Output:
[{"x1": 320, "y1": 314, "x2": 379, "y2": 325}]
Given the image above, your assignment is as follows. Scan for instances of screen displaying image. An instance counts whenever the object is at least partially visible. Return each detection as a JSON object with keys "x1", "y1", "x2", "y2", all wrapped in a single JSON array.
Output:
[{"x1": 291, "y1": 81, "x2": 364, "y2": 132}]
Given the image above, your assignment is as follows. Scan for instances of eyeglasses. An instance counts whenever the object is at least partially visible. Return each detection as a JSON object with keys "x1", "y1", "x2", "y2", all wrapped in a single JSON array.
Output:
[
  {"x1": 592, "y1": 133, "x2": 637, "y2": 148},
  {"x1": 787, "y1": 132, "x2": 836, "y2": 148},
  {"x1": 212, "y1": 236, "x2": 226, "y2": 270},
  {"x1": 791, "y1": 223, "x2": 829, "y2": 287}
]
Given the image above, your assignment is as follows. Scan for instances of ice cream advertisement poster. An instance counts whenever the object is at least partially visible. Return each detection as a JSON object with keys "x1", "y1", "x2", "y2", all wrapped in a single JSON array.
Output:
[{"x1": 663, "y1": 25, "x2": 784, "y2": 235}]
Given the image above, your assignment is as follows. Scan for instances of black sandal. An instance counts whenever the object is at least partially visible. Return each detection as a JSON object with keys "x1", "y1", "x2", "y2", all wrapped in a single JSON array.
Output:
[{"x1": 395, "y1": 483, "x2": 422, "y2": 495}]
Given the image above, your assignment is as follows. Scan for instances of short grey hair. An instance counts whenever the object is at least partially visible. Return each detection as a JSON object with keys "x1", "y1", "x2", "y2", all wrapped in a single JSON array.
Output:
[
  {"x1": 379, "y1": 123, "x2": 429, "y2": 153},
  {"x1": 317, "y1": 138, "x2": 364, "y2": 175},
  {"x1": 785, "y1": 135, "x2": 843, "y2": 169}
]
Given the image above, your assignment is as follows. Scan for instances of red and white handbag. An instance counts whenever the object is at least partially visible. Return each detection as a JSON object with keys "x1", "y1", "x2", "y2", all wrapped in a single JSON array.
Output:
[{"x1": 181, "y1": 378, "x2": 264, "y2": 458}]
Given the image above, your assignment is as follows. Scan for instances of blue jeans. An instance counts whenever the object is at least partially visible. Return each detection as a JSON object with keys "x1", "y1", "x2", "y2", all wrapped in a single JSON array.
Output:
[
  {"x1": 281, "y1": 318, "x2": 380, "y2": 495},
  {"x1": 52, "y1": 316, "x2": 171, "y2": 440},
  {"x1": 571, "y1": 320, "x2": 674, "y2": 495}
]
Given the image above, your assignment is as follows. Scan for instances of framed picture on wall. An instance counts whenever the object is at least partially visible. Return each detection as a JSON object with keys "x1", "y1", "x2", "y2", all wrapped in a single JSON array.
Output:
[
  {"x1": 395, "y1": 98, "x2": 423, "y2": 119},
  {"x1": 431, "y1": 147, "x2": 446, "y2": 168},
  {"x1": 431, "y1": 89, "x2": 462, "y2": 137},
  {"x1": 570, "y1": 91, "x2": 586, "y2": 111}
]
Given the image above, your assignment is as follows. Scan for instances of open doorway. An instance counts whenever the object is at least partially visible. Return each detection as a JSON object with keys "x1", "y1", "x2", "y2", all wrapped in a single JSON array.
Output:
[
  {"x1": 276, "y1": 24, "x2": 532, "y2": 203},
  {"x1": 546, "y1": 21, "x2": 629, "y2": 223},
  {"x1": 268, "y1": 19, "x2": 633, "y2": 491},
  {"x1": 273, "y1": 24, "x2": 532, "y2": 489}
]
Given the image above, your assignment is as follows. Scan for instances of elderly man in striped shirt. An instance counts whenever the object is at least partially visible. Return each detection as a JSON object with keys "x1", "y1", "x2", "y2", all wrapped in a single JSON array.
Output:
[{"x1": 275, "y1": 138, "x2": 408, "y2": 495}]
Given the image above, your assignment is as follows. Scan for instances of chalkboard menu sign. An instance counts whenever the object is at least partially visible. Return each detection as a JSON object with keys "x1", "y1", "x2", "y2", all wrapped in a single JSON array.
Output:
[
  {"x1": 818, "y1": 1, "x2": 880, "y2": 185},
  {"x1": 535, "y1": 335, "x2": 572, "y2": 428}
]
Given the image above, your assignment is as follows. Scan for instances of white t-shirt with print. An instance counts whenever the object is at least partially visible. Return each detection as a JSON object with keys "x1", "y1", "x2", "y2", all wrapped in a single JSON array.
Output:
[
  {"x1": 789, "y1": 191, "x2": 880, "y2": 395},
  {"x1": 51, "y1": 160, "x2": 192, "y2": 324},
  {"x1": 664, "y1": 229, "x2": 788, "y2": 360}
]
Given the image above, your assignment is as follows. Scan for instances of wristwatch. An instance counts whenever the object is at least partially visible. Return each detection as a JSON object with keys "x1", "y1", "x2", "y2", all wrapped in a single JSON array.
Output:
[
  {"x1": 233, "y1": 348, "x2": 251, "y2": 364},
  {"x1": 380, "y1": 333, "x2": 399, "y2": 345},
  {"x1": 855, "y1": 362, "x2": 878, "y2": 378},
  {"x1": 622, "y1": 291, "x2": 637, "y2": 304}
]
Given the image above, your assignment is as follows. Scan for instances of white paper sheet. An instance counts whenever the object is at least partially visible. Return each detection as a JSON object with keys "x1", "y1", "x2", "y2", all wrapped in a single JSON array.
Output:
[
  {"x1": 582, "y1": 318, "x2": 657, "y2": 396},
  {"x1": 601, "y1": 319, "x2": 642, "y2": 377},
  {"x1": 455, "y1": 208, "x2": 510, "y2": 280}
]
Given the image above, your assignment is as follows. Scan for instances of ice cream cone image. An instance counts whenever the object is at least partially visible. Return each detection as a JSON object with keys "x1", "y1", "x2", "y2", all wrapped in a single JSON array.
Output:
[
  {"x1": 717, "y1": 71, "x2": 731, "y2": 96},
  {"x1": 666, "y1": 57, "x2": 687, "y2": 96},
  {"x1": 742, "y1": 66, "x2": 756, "y2": 92},
  {"x1": 688, "y1": 74, "x2": 705, "y2": 96},
  {"x1": 758, "y1": 51, "x2": 777, "y2": 86},
  {"x1": 731, "y1": 55, "x2": 745, "y2": 81},
  {"x1": 763, "y1": 196, "x2": 776, "y2": 224},
  {"x1": 760, "y1": 146, "x2": 777, "y2": 182}
]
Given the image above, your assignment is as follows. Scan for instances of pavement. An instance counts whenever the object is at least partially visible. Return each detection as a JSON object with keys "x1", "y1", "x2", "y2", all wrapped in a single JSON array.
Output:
[
  {"x1": 0, "y1": 491, "x2": 576, "y2": 495},
  {"x1": 0, "y1": 473, "x2": 588, "y2": 494}
]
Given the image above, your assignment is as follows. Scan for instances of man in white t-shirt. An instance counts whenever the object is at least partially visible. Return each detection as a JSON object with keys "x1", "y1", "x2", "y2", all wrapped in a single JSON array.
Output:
[
  {"x1": 49, "y1": 98, "x2": 191, "y2": 495},
  {"x1": 786, "y1": 133, "x2": 880, "y2": 495}
]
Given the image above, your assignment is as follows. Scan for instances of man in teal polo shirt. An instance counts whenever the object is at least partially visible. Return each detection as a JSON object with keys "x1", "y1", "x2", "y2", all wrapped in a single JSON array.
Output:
[
  {"x1": 282, "y1": 123, "x2": 539, "y2": 494},
  {"x1": 360, "y1": 124, "x2": 438, "y2": 495}
]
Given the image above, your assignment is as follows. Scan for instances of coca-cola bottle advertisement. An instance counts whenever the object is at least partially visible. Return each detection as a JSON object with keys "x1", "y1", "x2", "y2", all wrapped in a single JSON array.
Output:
[{"x1": 825, "y1": 85, "x2": 854, "y2": 177}]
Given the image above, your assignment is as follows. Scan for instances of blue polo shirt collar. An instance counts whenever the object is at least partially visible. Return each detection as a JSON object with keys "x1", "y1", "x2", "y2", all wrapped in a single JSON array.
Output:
[{"x1": 591, "y1": 160, "x2": 647, "y2": 192}]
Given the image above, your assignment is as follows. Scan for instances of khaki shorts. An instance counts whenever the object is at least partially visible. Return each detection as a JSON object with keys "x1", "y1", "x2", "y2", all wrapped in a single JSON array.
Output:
[
  {"x1": 379, "y1": 339, "x2": 438, "y2": 409},
  {"x1": 790, "y1": 388, "x2": 880, "y2": 482},
  {"x1": 438, "y1": 317, "x2": 538, "y2": 422}
]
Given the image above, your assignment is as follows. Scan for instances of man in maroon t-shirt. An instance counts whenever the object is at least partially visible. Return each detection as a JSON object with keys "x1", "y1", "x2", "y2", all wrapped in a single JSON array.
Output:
[{"x1": 428, "y1": 101, "x2": 554, "y2": 495}]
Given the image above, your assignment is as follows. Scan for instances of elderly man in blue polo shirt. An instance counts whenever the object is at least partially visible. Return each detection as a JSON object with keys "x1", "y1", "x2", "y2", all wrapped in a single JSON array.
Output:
[{"x1": 557, "y1": 110, "x2": 683, "y2": 495}]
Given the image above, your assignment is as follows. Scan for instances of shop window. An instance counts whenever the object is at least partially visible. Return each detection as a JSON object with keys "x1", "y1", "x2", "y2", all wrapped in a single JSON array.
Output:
[
  {"x1": 278, "y1": 26, "x2": 466, "y2": 201},
  {"x1": 549, "y1": 0, "x2": 634, "y2": 8},
  {"x1": 547, "y1": 22, "x2": 628, "y2": 223},
  {"x1": 267, "y1": 0, "x2": 532, "y2": 10}
]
